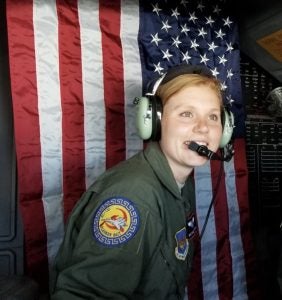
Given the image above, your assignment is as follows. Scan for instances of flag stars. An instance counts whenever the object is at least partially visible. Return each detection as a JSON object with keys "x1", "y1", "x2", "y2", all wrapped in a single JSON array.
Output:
[
  {"x1": 223, "y1": 17, "x2": 233, "y2": 28},
  {"x1": 226, "y1": 94, "x2": 235, "y2": 106},
  {"x1": 151, "y1": 33, "x2": 162, "y2": 46},
  {"x1": 181, "y1": 23, "x2": 190, "y2": 36},
  {"x1": 198, "y1": 27, "x2": 207, "y2": 38},
  {"x1": 208, "y1": 41, "x2": 218, "y2": 52},
  {"x1": 205, "y1": 16, "x2": 215, "y2": 27},
  {"x1": 161, "y1": 20, "x2": 172, "y2": 33},
  {"x1": 213, "y1": 5, "x2": 221, "y2": 14},
  {"x1": 180, "y1": 0, "x2": 189, "y2": 7},
  {"x1": 227, "y1": 69, "x2": 234, "y2": 79},
  {"x1": 172, "y1": 36, "x2": 182, "y2": 48},
  {"x1": 226, "y1": 42, "x2": 234, "y2": 52},
  {"x1": 171, "y1": 8, "x2": 181, "y2": 19},
  {"x1": 218, "y1": 54, "x2": 227, "y2": 65},
  {"x1": 189, "y1": 12, "x2": 198, "y2": 23},
  {"x1": 211, "y1": 67, "x2": 220, "y2": 77},
  {"x1": 215, "y1": 29, "x2": 226, "y2": 40},
  {"x1": 152, "y1": 3, "x2": 162, "y2": 16},
  {"x1": 181, "y1": 51, "x2": 191, "y2": 63},
  {"x1": 220, "y1": 81, "x2": 228, "y2": 91},
  {"x1": 200, "y1": 53, "x2": 209, "y2": 65},
  {"x1": 162, "y1": 49, "x2": 173, "y2": 61},
  {"x1": 190, "y1": 39, "x2": 199, "y2": 50},
  {"x1": 197, "y1": 2, "x2": 205, "y2": 11},
  {"x1": 153, "y1": 62, "x2": 164, "y2": 75}
]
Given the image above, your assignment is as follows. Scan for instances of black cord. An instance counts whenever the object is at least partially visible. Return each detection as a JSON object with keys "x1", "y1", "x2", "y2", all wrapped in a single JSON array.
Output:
[{"x1": 199, "y1": 153, "x2": 225, "y2": 240}]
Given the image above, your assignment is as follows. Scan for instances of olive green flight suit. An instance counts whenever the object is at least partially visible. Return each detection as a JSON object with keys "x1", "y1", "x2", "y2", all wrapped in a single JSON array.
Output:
[{"x1": 51, "y1": 142, "x2": 196, "y2": 299}]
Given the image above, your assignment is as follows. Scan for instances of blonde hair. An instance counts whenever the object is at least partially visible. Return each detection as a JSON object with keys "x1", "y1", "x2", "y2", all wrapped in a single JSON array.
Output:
[{"x1": 156, "y1": 74, "x2": 223, "y2": 107}]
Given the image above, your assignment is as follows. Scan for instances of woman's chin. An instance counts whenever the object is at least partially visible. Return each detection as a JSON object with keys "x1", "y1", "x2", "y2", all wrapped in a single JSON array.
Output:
[{"x1": 186, "y1": 155, "x2": 209, "y2": 167}]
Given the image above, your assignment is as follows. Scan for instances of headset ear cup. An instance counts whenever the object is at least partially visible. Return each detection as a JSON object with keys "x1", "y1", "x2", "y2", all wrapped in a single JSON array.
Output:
[
  {"x1": 219, "y1": 109, "x2": 234, "y2": 148},
  {"x1": 135, "y1": 97, "x2": 153, "y2": 140}
]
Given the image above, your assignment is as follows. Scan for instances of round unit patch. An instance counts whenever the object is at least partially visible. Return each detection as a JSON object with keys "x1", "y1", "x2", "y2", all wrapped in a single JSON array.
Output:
[{"x1": 92, "y1": 197, "x2": 140, "y2": 247}]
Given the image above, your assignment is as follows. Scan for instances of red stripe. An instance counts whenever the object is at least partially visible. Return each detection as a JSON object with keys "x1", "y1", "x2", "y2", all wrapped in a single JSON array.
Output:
[
  {"x1": 6, "y1": 0, "x2": 48, "y2": 290},
  {"x1": 211, "y1": 159, "x2": 233, "y2": 299},
  {"x1": 233, "y1": 138, "x2": 262, "y2": 300},
  {"x1": 188, "y1": 236, "x2": 204, "y2": 299},
  {"x1": 99, "y1": 0, "x2": 126, "y2": 168},
  {"x1": 57, "y1": 0, "x2": 86, "y2": 220}
]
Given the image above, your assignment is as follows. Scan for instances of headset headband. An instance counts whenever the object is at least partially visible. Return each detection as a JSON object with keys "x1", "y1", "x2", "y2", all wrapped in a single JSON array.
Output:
[
  {"x1": 146, "y1": 64, "x2": 214, "y2": 97},
  {"x1": 161, "y1": 64, "x2": 213, "y2": 84}
]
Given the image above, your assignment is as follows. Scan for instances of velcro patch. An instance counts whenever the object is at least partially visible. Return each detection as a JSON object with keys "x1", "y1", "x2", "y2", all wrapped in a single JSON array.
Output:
[
  {"x1": 92, "y1": 197, "x2": 140, "y2": 247},
  {"x1": 175, "y1": 227, "x2": 189, "y2": 260}
]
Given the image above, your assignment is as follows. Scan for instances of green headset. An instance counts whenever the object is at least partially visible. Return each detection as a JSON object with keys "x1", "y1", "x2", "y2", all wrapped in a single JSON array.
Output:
[{"x1": 135, "y1": 64, "x2": 234, "y2": 148}]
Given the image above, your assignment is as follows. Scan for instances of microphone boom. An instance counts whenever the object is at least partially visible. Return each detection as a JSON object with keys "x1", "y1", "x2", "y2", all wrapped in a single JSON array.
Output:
[{"x1": 188, "y1": 141, "x2": 221, "y2": 160}]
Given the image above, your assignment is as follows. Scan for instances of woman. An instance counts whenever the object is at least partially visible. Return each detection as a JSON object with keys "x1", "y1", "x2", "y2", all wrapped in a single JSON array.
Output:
[{"x1": 51, "y1": 64, "x2": 226, "y2": 299}]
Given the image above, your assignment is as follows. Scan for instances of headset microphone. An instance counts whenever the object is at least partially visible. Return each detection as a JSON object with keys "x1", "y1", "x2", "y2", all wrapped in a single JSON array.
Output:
[
  {"x1": 188, "y1": 141, "x2": 234, "y2": 162},
  {"x1": 188, "y1": 141, "x2": 222, "y2": 160}
]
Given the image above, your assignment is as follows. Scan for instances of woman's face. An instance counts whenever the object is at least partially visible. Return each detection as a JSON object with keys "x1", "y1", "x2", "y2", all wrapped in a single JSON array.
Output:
[{"x1": 159, "y1": 84, "x2": 223, "y2": 180}]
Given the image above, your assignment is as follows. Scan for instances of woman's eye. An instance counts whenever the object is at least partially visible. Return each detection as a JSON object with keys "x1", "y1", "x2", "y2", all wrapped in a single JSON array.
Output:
[
  {"x1": 180, "y1": 111, "x2": 193, "y2": 117},
  {"x1": 209, "y1": 114, "x2": 219, "y2": 121}
]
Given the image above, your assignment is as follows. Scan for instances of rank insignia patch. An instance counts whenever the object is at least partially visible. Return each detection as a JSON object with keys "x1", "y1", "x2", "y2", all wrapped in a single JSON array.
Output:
[
  {"x1": 186, "y1": 214, "x2": 197, "y2": 239},
  {"x1": 175, "y1": 227, "x2": 189, "y2": 260},
  {"x1": 92, "y1": 197, "x2": 140, "y2": 247}
]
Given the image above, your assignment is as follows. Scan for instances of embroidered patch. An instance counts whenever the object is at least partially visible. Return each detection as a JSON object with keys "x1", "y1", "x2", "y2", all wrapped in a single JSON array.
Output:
[
  {"x1": 186, "y1": 214, "x2": 197, "y2": 239},
  {"x1": 175, "y1": 227, "x2": 189, "y2": 260},
  {"x1": 92, "y1": 197, "x2": 140, "y2": 247}
]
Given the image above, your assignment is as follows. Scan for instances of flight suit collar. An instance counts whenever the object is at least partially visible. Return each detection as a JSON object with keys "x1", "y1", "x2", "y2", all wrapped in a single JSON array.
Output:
[{"x1": 144, "y1": 142, "x2": 182, "y2": 199}]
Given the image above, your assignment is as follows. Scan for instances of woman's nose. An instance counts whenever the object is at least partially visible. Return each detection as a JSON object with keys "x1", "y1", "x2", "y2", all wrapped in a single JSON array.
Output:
[{"x1": 193, "y1": 118, "x2": 209, "y2": 133}]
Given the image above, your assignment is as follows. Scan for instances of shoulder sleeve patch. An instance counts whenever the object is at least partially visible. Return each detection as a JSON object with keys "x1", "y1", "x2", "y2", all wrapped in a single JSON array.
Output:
[{"x1": 92, "y1": 197, "x2": 140, "y2": 247}]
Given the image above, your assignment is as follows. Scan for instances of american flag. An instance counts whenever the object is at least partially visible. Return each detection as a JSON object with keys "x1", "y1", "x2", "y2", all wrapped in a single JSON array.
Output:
[{"x1": 6, "y1": 0, "x2": 260, "y2": 298}]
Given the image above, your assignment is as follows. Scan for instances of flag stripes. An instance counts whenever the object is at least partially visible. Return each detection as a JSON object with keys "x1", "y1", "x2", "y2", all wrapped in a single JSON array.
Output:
[
  {"x1": 6, "y1": 0, "x2": 49, "y2": 286},
  {"x1": 78, "y1": 0, "x2": 106, "y2": 189},
  {"x1": 57, "y1": 0, "x2": 86, "y2": 220},
  {"x1": 33, "y1": 0, "x2": 64, "y2": 267},
  {"x1": 100, "y1": 1, "x2": 126, "y2": 169},
  {"x1": 233, "y1": 139, "x2": 261, "y2": 299},
  {"x1": 194, "y1": 162, "x2": 220, "y2": 298},
  {"x1": 192, "y1": 139, "x2": 252, "y2": 299},
  {"x1": 224, "y1": 145, "x2": 248, "y2": 299},
  {"x1": 211, "y1": 159, "x2": 233, "y2": 300},
  {"x1": 120, "y1": 0, "x2": 144, "y2": 160}
]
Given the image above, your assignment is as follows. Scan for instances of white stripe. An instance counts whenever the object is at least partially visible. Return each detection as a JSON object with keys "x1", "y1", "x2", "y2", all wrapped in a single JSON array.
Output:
[
  {"x1": 194, "y1": 162, "x2": 219, "y2": 300},
  {"x1": 121, "y1": 0, "x2": 144, "y2": 159},
  {"x1": 224, "y1": 159, "x2": 248, "y2": 299},
  {"x1": 78, "y1": 0, "x2": 106, "y2": 188},
  {"x1": 33, "y1": 0, "x2": 64, "y2": 265}
]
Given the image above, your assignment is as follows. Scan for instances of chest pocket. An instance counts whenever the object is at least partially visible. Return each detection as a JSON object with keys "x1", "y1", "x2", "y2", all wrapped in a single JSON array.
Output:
[
  {"x1": 156, "y1": 191, "x2": 191, "y2": 299},
  {"x1": 134, "y1": 238, "x2": 187, "y2": 300},
  {"x1": 160, "y1": 227, "x2": 189, "y2": 296}
]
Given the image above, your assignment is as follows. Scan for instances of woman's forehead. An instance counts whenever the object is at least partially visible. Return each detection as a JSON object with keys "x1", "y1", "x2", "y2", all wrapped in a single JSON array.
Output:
[{"x1": 166, "y1": 85, "x2": 222, "y2": 104}]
